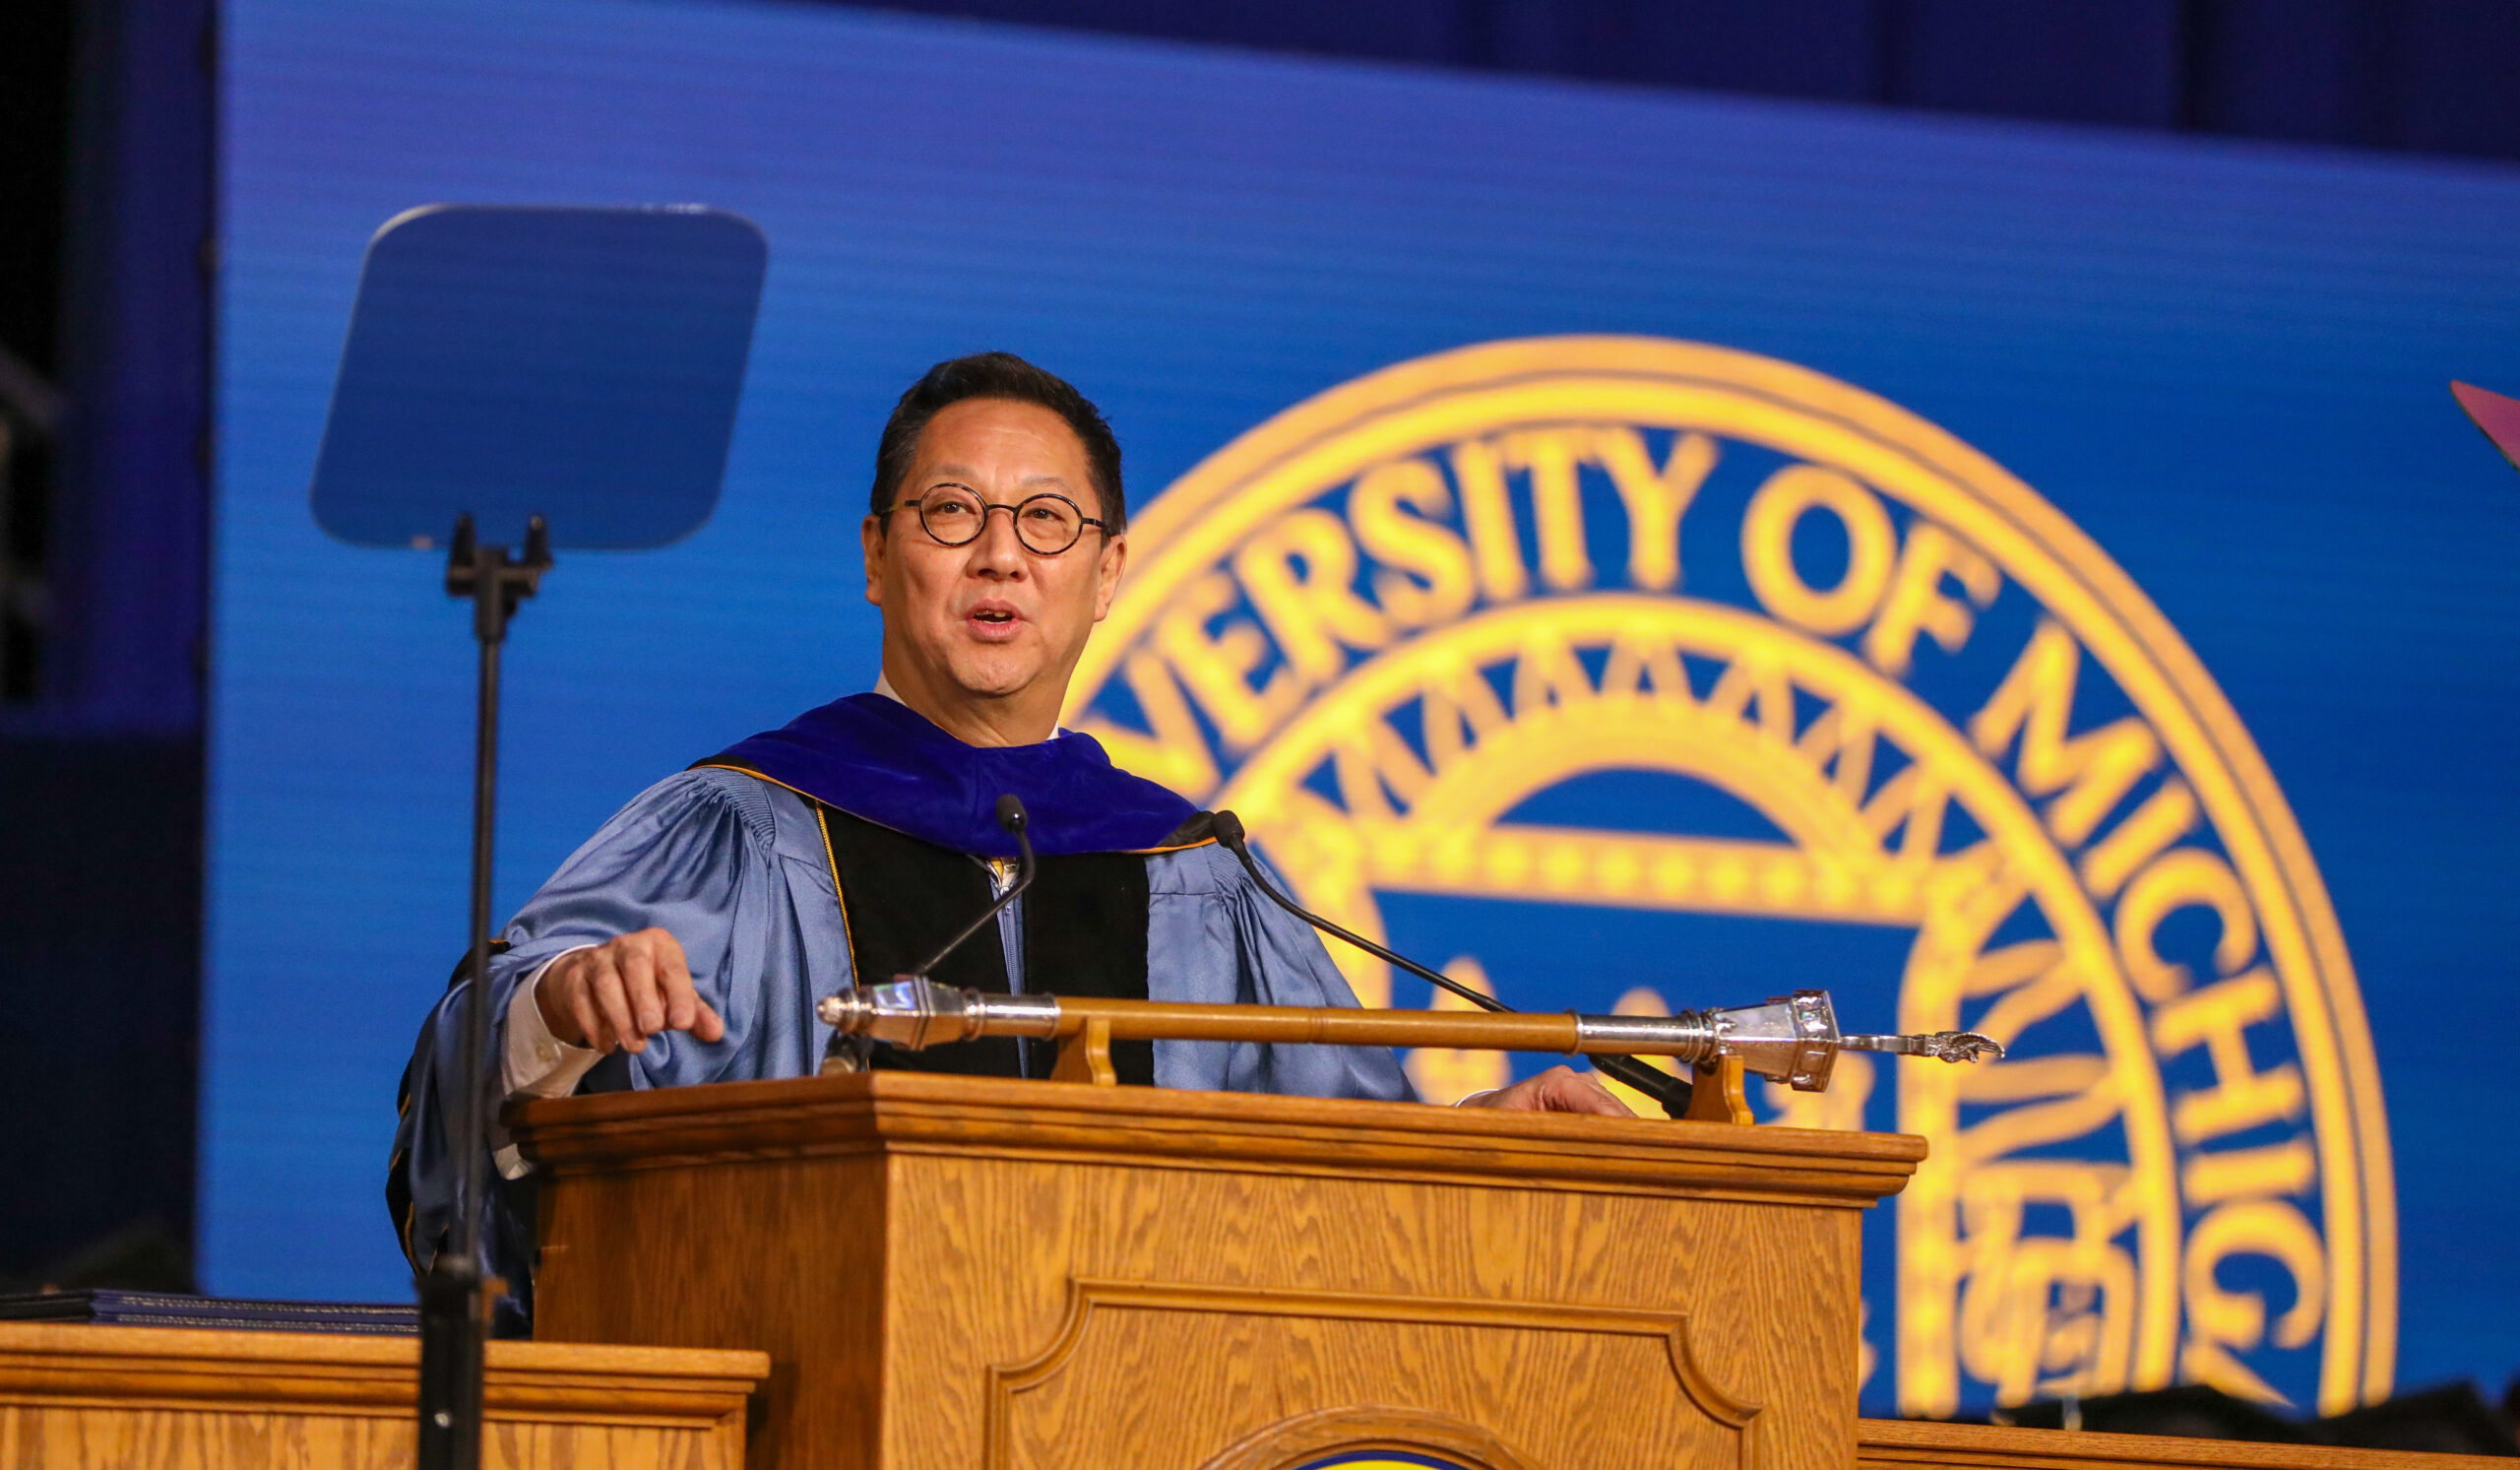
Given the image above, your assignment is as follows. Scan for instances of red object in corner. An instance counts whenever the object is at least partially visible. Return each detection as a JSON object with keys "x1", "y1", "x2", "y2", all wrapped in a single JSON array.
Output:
[{"x1": 2452, "y1": 380, "x2": 2520, "y2": 474}]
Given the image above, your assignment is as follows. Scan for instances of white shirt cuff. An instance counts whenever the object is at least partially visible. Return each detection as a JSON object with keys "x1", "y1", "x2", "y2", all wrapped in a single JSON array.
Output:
[{"x1": 493, "y1": 945, "x2": 602, "y2": 1180}]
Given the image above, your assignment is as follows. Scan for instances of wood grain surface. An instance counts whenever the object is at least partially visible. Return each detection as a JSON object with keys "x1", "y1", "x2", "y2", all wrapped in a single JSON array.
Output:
[
  {"x1": 0, "y1": 1322, "x2": 770, "y2": 1470},
  {"x1": 520, "y1": 1071, "x2": 1919, "y2": 1470},
  {"x1": 984, "y1": 1280, "x2": 1760, "y2": 1470},
  {"x1": 1686, "y1": 1056, "x2": 1754, "y2": 1123},
  {"x1": 1049, "y1": 1013, "x2": 1116, "y2": 1084},
  {"x1": 513, "y1": 1068, "x2": 1924, "y2": 1205},
  {"x1": 1858, "y1": 1418, "x2": 2516, "y2": 1470}
]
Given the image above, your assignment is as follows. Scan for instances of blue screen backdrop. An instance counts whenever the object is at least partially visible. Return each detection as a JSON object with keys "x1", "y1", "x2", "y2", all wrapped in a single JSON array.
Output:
[{"x1": 214, "y1": 0, "x2": 2520, "y2": 1412}]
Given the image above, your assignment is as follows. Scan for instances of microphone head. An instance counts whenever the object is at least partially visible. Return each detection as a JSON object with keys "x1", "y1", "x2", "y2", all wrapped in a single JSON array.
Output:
[
  {"x1": 1210, "y1": 809, "x2": 1247, "y2": 848},
  {"x1": 994, "y1": 793, "x2": 1028, "y2": 834}
]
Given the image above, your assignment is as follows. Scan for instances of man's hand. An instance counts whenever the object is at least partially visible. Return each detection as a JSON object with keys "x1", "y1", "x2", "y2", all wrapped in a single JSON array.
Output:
[
  {"x1": 1458, "y1": 1064, "x2": 1636, "y2": 1117},
  {"x1": 536, "y1": 928, "x2": 725, "y2": 1055}
]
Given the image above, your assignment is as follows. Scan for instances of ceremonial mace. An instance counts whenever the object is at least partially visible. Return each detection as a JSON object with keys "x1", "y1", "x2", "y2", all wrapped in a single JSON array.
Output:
[
  {"x1": 310, "y1": 205, "x2": 763, "y2": 1470},
  {"x1": 817, "y1": 979, "x2": 2000, "y2": 1106}
]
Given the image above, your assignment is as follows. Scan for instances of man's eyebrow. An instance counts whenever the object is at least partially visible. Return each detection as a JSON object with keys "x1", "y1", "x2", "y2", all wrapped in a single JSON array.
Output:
[
  {"x1": 927, "y1": 469, "x2": 1073, "y2": 486},
  {"x1": 917, "y1": 466, "x2": 1076, "y2": 489}
]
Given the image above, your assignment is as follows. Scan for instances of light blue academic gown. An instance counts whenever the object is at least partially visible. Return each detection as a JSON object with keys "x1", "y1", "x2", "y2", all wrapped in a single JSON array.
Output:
[{"x1": 390, "y1": 766, "x2": 1415, "y2": 1329}]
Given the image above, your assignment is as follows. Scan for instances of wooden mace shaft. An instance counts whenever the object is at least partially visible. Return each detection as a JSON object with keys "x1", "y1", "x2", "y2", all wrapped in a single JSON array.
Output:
[
  {"x1": 1024, "y1": 998, "x2": 1748, "y2": 1119},
  {"x1": 1039, "y1": 997, "x2": 1593, "y2": 1054},
  {"x1": 820, "y1": 987, "x2": 1753, "y2": 1120}
]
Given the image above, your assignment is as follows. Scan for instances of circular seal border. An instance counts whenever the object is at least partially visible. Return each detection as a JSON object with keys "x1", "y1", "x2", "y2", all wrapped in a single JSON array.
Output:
[{"x1": 1072, "y1": 334, "x2": 2394, "y2": 1411}]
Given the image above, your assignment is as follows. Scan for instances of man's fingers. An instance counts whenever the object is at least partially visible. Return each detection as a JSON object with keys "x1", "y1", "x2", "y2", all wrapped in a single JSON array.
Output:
[
  {"x1": 1555, "y1": 1067, "x2": 1636, "y2": 1118},
  {"x1": 589, "y1": 952, "x2": 644, "y2": 1054},
  {"x1": 567, "y1": 979, "x2": 611, "y2": 1055},
  {"x1": 1471, "y1": 1065, "x2": 1637, "y2": 1117},
  {"x1": 538, "y1": 955, "x2": 591, "y2": 1047},
  {"x1": 619, "y1": 943, "x2": 665, "y2": 1036},
  {"x1": 536, "y1": 931, "x2": 720, "y2": 1056},
  {"x1": 651, "y1": 931, "x2": 700, "y2": 1033},
  {"x1": 636, "y1": 929, "x2": 723, "y2": 1044}
]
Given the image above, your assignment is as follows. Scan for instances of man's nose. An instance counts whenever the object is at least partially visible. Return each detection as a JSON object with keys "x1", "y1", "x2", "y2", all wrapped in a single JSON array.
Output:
[{"x1": 967, "y1": 503, "x2": 1029, "y2": 571}]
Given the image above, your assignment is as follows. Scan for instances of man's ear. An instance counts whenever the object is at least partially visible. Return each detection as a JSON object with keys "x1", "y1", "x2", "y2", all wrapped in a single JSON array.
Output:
[
  {"x1": 1091, "y1": 533, "x2": 1127, "y2": 622},
  {"x1": 860, "y1": 514, "x2": 888, "y2": 608}
]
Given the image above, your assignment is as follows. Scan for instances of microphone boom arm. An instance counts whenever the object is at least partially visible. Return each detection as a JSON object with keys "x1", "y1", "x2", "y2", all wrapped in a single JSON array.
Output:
[
  {"x1": 906, "y1": 794, "x2": 1038, "y2": 982},
  {"x1": 1208, "y1": 811, "x2": 1698, "y2": 1117}
]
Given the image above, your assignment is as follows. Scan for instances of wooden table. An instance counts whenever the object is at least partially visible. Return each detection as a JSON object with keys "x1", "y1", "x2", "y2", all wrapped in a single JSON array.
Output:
[{"x1": 0, "y1": 1320, "x2": 770, "y2": 1469}]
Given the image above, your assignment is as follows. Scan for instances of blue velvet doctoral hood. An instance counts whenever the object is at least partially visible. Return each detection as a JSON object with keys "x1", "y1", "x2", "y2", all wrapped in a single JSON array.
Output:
[{"x1": 701, "y1": 692, "x2": 1199, "y2": 858}]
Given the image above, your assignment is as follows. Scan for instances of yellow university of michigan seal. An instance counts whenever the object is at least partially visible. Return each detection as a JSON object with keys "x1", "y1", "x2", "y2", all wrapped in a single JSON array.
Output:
[{"x1": 1064, "y1": 336, "x2": 2393, "y2": 1417}]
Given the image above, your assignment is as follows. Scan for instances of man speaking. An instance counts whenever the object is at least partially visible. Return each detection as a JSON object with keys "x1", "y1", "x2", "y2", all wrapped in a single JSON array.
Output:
[{"x1": 390, "y1": 352, "x2": 1627, "y2": 1327}]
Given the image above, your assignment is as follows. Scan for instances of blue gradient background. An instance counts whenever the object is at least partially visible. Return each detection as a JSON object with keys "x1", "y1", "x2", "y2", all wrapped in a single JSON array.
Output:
[{"x1": 215, "y1": 0, "x2": 2520, "y2": 1408}]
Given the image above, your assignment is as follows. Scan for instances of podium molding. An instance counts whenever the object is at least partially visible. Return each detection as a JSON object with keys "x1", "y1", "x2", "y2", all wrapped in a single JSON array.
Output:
[
  {"x1": 515, "y1": 1071, "x2": 1921, "y2": 1469},
  {"x1": 986, "y1": 1277, "x2": 1761, "y2": 1470}
]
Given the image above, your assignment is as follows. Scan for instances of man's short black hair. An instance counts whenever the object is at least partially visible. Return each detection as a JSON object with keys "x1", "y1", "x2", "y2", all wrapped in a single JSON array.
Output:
[{"x1": 870, "y1": 352, "x2": 1125, "y2": 533}]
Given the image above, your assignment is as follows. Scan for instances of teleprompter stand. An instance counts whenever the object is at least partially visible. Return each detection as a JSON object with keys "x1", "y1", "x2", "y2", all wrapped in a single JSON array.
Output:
[
  {"x1": 414, "y1": 513, "x2": 550, "y2": 1470},
  {"x1": 300, "y1": 202, "x2": 768, "y2": 1469}
]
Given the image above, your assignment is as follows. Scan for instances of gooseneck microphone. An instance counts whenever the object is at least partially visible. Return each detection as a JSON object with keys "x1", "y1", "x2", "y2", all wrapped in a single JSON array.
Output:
[
  {"x1": 1208, "y1": 809, "x2": 1694, "y2": 1118},
  {"x1": 907, "y1": 794, "x2": 1039, "y2": 982},
  {"x1": 822, "y1": 795, "x2": 1039, "y2": 1073}
]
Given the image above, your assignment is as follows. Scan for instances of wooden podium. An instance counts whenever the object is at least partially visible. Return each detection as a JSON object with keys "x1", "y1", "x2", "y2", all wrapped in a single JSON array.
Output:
[{"x1": 512, "y1": 1071, "x2": 1924, "y2": 1470}]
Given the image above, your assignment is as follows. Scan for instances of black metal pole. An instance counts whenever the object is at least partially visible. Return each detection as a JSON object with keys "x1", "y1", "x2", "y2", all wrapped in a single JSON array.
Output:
[
  {"x1": 418, "y1": 516, "x2": 544, "y2": 1470},
  {"x1": 418, "y1": 531, "x2": 509, "y2": 1470}
]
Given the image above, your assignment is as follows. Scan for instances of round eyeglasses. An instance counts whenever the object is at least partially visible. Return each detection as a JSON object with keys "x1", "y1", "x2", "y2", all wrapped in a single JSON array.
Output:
[{"x1": 893, "y1": 485, "x2": 1109, "y2": 556}]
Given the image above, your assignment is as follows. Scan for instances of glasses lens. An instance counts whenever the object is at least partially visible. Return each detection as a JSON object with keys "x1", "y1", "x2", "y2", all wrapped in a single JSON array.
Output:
[
  {"x1": 918, "y1": 486, "x2": 984, "y2": 544},
  {"x1": 1015, "y1": 494, "x2": 1085, "y2": 554}
]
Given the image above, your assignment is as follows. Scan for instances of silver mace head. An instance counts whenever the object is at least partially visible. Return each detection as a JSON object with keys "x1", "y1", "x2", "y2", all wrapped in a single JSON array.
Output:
[
  {"x1": 1673, "y1": 991, "x2": 2004, "y2": 1093},
  {"x1": 1840, "y1": 1030, "x2": 2008, "y2": 1062},
  {"x1": 815, "y1": 978, "x2": 1062, "y2": 1050}
]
